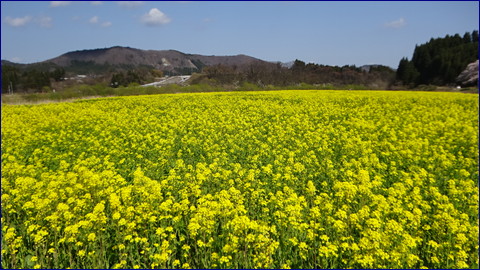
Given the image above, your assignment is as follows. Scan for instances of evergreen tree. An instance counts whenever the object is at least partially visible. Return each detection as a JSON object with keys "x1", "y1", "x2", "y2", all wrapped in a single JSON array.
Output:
[
  {"x1": 399, "y1": 30, "x2": 478, "y2": 86},
  {"x1": 21, "y1": 69, "x2": 51, "y2": 92},
  {"x1": 110, "y1": 72, "x2": 125, "y2": 87},
  {"x1": 463, "y1": 32, "x2": 472, "y2": 43},
  {"x1": 396, "y1": 57, "x2": 419, "y2": 86},
  {"x1": 50, "y1": 68, "x2": 65, "y2": 82},
  {"x1": 472, "y1": 30, "x2": 478, "y2": 42},
  {"x1": 2, "y1": 65, "x2": 19, "y2": 93}
]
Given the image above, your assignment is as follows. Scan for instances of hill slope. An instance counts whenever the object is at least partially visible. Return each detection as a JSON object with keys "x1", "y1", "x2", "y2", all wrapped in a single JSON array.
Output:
[{"x1": 41, "y1": 46, "x2": 268, "y2": 74}]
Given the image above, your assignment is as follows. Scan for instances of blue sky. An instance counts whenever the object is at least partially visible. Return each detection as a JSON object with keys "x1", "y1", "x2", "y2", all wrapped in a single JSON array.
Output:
[{"x1": 1, "y1": 1, "x2": 478, "y2": 68}]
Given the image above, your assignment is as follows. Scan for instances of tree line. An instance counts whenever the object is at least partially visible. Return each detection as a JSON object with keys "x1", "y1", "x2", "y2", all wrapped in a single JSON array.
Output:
[
  {"x1": 106, "y1": 61, "x2": 396, "y2": 89},
  {"x1": 192, "y1": 61, "x2": 395, "y2": 89},
  {"x1": 1, "y1": 60, "x2": 397, "y2": 92},
  {"x1": 1, "y1": 65, "x2": 65, "y2": 93},
  {"x1": 396, "y1": 30, "x2": 478, "y2": 87}
]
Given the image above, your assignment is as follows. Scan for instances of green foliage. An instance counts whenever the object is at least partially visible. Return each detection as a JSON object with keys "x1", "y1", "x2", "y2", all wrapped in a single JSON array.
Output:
[
  {"x1": 22, "y1": 69, "x2": 51, "y2": 92},
  {"x1": 50, "y1": 68, "x2": 65, "y2": 82},
  {"x1": 110, "y1": 70, "x2": 143, "y2": 88},
  {"x1": 238, "y1": 82, "x2": 261, "y2": 91},
  {"x1": 415, "y1": 85, "x2": 438, "y2": 91},
  {"x1": 398, "y1": 30, "x2": 478, "y2": 86},
  {"x1": 2, "y1": 65, "x2": 19, "y2": 93},
  {"x1": 396, "y1": 58, "x2": 420, "y2": 87},
  {"x1": 65, "y1": 60, "x2": 114, "y2": 74},
  {"x1": 2, "y1": 65, "x2": 65, "y2": 93}
]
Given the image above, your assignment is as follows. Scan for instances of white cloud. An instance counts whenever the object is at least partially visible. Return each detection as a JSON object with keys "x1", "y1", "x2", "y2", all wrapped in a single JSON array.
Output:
[
  {"x1": 384, "y1": 17, "x2": 406, "y2": 29},
  {"x1": 4, "y1": 16, "x2": 32, "y2": 27},
  {"x1": 5, "y1": 15, "x2": 54, "y2": 28},
  {"x1": 88, "y1": 16, "x2": 112, "y2": 27},
  {"x1": 89, "y1": 16, "x2": 99, "y2": 24},
  {"x1": 91, "y1": 1, "x2": 103, "y2": 5},
  {"x1": 38, "y1": 16, "x2": 53, "y2": 28},
  {"x1": 11, "y1": 57, "x2": 22, "y2": 63},
  {"x1": 118, "y1": 1, "x2": 144, "y2": 8},
  {"x1": 50, "y1": 1, "x2": 72, "y2": 7},
  {"x1": 141, "y1": 8, "x2": 171, "y2": 26}
]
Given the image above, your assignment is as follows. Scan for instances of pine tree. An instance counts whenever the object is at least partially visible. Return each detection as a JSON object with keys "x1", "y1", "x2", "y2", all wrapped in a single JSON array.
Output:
[
  {"x1": 400, "y1": 30, "x2": 478, "y2": 86},
  {"x1": 396, "y1": 57, "x2": 419, "y2": 86}
]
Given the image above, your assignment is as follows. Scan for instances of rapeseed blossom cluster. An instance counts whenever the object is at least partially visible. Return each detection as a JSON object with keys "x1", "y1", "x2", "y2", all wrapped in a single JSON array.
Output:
[{"x1": 1, "y1": 90, "x2": 478, "y2": 268}]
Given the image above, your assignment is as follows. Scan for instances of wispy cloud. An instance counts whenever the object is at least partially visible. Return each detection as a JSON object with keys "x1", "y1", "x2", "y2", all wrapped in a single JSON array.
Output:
[
  {"x1": 89, "y1": 16, "x2": 99, "y2": 24},
  {"x1": 38, "y1": 16, "x2": 53, "y2": 28},
  {"x1": 5, "y1": 15, "x2": 55, "y2": 28},
  {"x1": 91, "y1": 1, "x2": 103, "y2": 5},
  {"x1": 4, "y1": 16, "x2": 32, "y2": 27},
  {"x1": 141, "y1": 8, "x2": 171, "y2": 26},
  {"x1": 384, "y1": 17, "x2": 406, "y2": 29},
  {"x1": 89, "y1": 16, "x2": 112, "y2": 27},
  {"x1": 118, "y1": 1, "x2": 144, "y2": 8},
  {"x1": 50, "y1": 1, "x2": 72, "y2": 7}
]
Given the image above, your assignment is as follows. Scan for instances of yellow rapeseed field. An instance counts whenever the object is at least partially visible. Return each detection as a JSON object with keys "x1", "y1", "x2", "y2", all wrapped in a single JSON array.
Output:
[{"x1": 1, "y1": 90, "x2": 478, "y2": 269}]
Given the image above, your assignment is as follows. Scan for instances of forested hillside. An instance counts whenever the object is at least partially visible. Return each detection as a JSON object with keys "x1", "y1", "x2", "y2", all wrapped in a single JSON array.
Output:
[{"x1": 396, "y1": 31, "x2": 478, "y2": 87}]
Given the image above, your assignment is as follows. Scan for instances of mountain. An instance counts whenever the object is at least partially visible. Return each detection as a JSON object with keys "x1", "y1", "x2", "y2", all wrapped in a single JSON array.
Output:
[
  {"x1": 33, "y1": 46, "x2": 270, "y2": 75},
  {"x1": 1, "y1": 60, "x2": 35, "y2": 69}
]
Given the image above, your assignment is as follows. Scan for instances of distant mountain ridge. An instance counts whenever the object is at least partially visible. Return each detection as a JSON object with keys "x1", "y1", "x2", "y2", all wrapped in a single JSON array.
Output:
[
  {"x1": 2, "y1": 46, "x2": 399, "y2": 93},
  {"x1": 31, "y1": 46, "x2": 269, "y2": 74}
]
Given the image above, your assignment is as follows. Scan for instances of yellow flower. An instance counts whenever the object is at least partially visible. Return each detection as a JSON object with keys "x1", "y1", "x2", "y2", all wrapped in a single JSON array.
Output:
[
  {"x1": 197, "y1": 240, "x2": 206, "y2": 247},
  {"x1": 219, "y1": 256, "x2": 230, "y2": 264},
  {"x1": 289, "y1": 237, "x2": 298, "y2": 246},
  {"x1": 87, "y1": 233, "x2": 96, "y2": 242},
  {"x1": 112, "y1": 212, "x2": 121, "y2": 220},
  {"x1": 182, "y1": 244, "x2": 191, "y2": 251},
  {"x1": 2, "y1": 90, "x2": 478, "y2": 269},
  {"x1": 298, "y1": 242, "x2": 308, "y2": 250},
  {"x1": 306, "y1": 180, "x2": 316, "y2": 195},
  {"x1": 118, "y1": 218, "x2": 127, "y2": 226}
]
